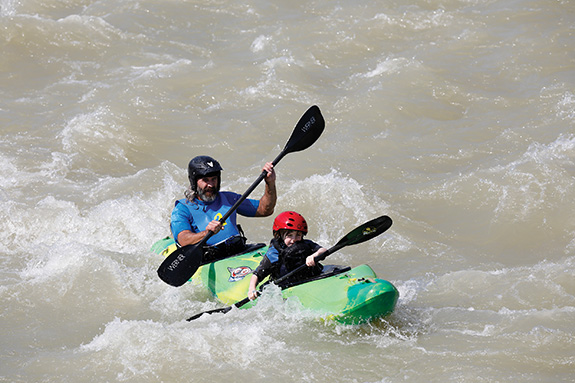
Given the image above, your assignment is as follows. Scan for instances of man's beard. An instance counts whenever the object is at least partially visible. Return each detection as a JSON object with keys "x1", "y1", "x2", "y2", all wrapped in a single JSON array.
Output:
[{"x1": 197, "y1": 185, "x2": 218, "y2": 203}]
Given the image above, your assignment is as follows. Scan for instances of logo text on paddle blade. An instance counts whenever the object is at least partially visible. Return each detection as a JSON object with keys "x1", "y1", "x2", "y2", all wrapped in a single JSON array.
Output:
[
  {"x1": 363, "y1": 227, "x2": 376, "y2": 236},
  {"x1": 301, "y1": 116, "x2": 315, "y2": 133}
]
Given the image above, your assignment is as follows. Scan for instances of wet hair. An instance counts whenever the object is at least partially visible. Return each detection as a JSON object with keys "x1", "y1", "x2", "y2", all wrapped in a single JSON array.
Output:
[{"x1": 184, "y1": 185, "x2": 195, "y2": 201}]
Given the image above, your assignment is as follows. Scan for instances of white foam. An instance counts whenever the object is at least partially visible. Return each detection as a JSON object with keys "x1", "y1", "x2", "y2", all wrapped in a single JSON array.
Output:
[{"x1": 250, "y1": 34, "x2": 271, "y2": 52}]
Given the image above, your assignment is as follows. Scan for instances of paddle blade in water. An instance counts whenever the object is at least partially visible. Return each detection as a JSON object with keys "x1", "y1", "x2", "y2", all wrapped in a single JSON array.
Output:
[{"x1": 157, "y1": 244, "x2": 203, "y2": 287}]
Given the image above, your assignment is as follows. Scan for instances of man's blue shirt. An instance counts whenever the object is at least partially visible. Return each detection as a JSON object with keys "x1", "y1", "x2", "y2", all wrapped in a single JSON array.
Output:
[{"x1": 170, "y1": 191, "x2": 259, "y2": 246}]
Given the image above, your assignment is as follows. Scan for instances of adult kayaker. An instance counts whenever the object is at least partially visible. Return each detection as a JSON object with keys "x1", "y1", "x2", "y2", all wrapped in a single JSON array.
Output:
[
  {"x1": 247, "y1": 211, "x2": 327, "y2": 300},
  {"x1": 170, "y1": 155, "x2": 277, "y2": 262}
]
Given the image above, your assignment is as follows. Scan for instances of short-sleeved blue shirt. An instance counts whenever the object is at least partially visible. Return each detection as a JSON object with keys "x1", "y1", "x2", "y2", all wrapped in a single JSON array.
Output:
[{"x1": 170, "y1": 191, "x2": 259, "y2": 246}]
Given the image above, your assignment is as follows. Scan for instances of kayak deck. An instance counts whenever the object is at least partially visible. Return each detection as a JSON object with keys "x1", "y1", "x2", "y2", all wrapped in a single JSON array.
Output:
[
  {"x1": 245, "y1": 264, "x2": 398, "y2": 325},
  {"x1": 152, "y1": 237, "x2": 268, "y2": 304}
]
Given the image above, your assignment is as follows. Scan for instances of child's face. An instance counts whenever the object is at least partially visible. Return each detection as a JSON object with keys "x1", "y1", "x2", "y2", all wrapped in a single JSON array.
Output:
[{"x1": 283, "y1": 230, "x2": 303, "y2": 247}]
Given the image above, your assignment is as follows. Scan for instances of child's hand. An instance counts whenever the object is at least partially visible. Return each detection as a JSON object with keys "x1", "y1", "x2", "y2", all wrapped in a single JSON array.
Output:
[
  {"x1": 306, "y1": 254, "x2": 316, "y2": 267},
  {"x1": 248, "y1": 289, "x2": 259, "y2": 300}
]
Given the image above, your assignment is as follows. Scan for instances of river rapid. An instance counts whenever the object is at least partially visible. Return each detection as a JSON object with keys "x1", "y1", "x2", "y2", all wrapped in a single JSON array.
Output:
[{"x1": 1, "y1": 0, "x2": 574, "y2": 382}]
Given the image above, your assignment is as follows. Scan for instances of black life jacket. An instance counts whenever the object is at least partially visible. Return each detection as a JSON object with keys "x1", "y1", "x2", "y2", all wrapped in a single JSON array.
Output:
[{"x1": 271, "y1": 238, "x2": 322, "y2": 283}]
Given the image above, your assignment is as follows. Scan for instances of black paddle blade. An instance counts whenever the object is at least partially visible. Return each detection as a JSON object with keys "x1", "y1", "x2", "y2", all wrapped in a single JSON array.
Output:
[
  {"x1": 320, "y1": 216, "x2": 393, "y2": 258},
  {"x1": 282, "y1": 105, "x2": 324, "y2": 155},
  {"x1": 157, "y1": 244, "x2": 203, "y2": 287},
  {"x1": 316, "y1": 216, "x2": 392, "y2": 261},
  {"x1": 186, "y1": 297, "x2": 250, "y2": 321},
  {"x1": 339, "y1": 215, "x2": 393, "y2": 247},
  {"x1": 186, "y1": 306, "x2": 233, "y2": 321}
]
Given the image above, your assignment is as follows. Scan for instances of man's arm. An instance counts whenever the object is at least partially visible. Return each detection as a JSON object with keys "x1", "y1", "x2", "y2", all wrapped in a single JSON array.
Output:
[
  {"x1": 176, "y1": 220, "x2": 222, "y2": 246},
  {"x1": 255, "y1": 162, "x2": 276, "y2": 217}
]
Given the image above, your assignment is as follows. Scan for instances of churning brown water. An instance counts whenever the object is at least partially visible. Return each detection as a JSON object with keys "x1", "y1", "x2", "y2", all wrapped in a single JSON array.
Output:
[{"x1": 1, "y1": 0, "x2": 574, "y2": 382}]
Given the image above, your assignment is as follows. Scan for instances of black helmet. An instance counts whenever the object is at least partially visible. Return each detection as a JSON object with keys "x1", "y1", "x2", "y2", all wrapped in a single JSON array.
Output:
[{"x1": 188, "y1": 155, "x2": 223, "y2": 192}]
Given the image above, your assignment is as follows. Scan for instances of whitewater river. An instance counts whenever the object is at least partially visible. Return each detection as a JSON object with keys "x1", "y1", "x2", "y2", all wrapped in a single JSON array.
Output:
[{"x1": 1, "y1": 0, "x2": 574, "y2": 382}]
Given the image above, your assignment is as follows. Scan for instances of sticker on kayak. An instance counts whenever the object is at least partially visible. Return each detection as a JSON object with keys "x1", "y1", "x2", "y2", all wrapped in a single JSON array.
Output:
[{"x1": 227, "y1": 266, "x2": 253, "y2": 282}]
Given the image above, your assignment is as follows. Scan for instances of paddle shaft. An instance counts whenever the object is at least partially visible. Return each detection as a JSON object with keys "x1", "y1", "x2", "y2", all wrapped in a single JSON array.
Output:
[
  {"x1": 203, "y1": 104, "x2": 322, "y2": 233},
  {"x1": 201, "y1": 102, "x2": 323, "y2": 235},
  {"x1": 197, "y1": 150, "x2": 287, "y2": 249},
  {"x1": 241, "y1": 232, "x2": 367, "y2": 299}
]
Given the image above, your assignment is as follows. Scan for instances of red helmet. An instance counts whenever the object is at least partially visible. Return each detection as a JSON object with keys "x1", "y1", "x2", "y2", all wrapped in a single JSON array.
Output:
[{"x1": 273, "y1": 211, "x2": 308, "y2": 235}]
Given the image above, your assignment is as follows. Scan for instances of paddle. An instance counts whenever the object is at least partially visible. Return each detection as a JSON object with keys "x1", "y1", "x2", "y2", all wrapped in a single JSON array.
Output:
[
  {"x1": 186, "y1": 215, "x2": 393, "y2": 321},
  {"x1": 157, "y1": 105, "x2": 325, "y2": 287}
]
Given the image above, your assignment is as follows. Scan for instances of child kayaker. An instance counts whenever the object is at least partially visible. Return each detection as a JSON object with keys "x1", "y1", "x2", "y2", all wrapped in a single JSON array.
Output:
[{"x1": 247, "y1": 211, "x2": 327, "y2": 300}]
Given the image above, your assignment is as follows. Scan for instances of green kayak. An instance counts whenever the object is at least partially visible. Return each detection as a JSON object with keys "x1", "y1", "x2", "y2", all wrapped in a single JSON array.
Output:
[{"x1": 151, "y1": 237, "x2": 398, "y2": 324}]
